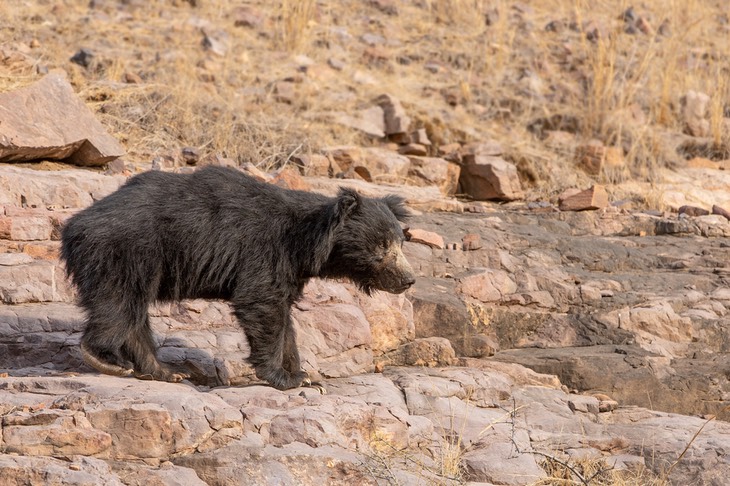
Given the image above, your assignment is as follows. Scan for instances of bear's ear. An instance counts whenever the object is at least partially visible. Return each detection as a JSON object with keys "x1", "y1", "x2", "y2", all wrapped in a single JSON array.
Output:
[
  {"x1": 382, "y1": 194, "x2": 409, "y2": 222},
  {"x1": 335, "y1": 187, "x2": 361, "y2": 223}
]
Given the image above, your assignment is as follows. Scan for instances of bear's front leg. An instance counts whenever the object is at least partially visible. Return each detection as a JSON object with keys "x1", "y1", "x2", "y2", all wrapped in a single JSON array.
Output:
[
  {"x1": 282, "y1": 319, "x2": 326, "y2": 394},
  {"x1": 233, "y1": 298, "x2": 321, "y2": 392}
]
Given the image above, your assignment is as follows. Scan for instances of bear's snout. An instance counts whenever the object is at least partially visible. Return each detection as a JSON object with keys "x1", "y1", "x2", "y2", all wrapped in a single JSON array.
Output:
[{"x1": 375, "y1": 242, "x2": 416, "y2": 294}]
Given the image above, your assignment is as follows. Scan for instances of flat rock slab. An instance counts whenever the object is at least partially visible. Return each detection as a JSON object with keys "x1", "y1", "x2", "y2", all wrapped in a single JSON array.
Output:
[{"x1": 0, "y1": 73, "x2": 125, "y2": 166}]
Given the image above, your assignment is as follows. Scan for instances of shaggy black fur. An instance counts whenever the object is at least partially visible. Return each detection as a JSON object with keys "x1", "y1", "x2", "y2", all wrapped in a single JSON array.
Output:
[{"x1": 60, "y1": 166, "x2": 415, "y2": 390}]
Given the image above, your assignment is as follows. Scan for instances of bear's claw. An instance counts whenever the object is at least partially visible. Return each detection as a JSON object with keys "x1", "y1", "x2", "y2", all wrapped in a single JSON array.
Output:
[{"x1": 301, "y1": 377, "x2": 327, "y2": 394}]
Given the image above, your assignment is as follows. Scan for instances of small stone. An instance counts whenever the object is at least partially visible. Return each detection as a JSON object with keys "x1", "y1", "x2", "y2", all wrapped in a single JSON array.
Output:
[
  {"x1": 123, "y1": 72, "x2": 143, "y2": 84},
  {"x1": 568, "y1": 395, "x2": 600, "y2": 414},
  {"x1": 406, "y1": 228, "x2": 444, "y2": 249},
  {"x1": 199, "y1": 153, "x2": 237, "y2": 168},
  {"x1": 575, "y1": 140, "x2": 605, "y2": 176},
  {"x1": 273, "y1": 166, "x2": 310, "y2": 191},
  {"x1": 374, "y1": 93, "x2": 411, "y2": 136},
  {"x1": 327, "y1": 58, "x2": 345, "y2": 70},
  {"x1": 559, "y1": 185, "x2": 609, "y2": 211},
  {"x1": 683, "y1": 90, "x2": 711, "y2": 137},
  {"x1": 181, "y1": 147, "x2": 200, "y2": 165},
  {"x1": 599, "y1": 399, "x2": 619, "y2": 412},
  {"x1": 201, "y1": 29, "x2": 228, "y2": 56},
  {"x1": 232, "y1": 5, "x2": 265, "y2": 28},
  {"x1": 69, "y1": 48, "x2": 94, "y2": 68},
  {"x1": 462, "y1": 233, "x2": 482, "y2": 251},
  {"x1": 636, "y1": 17, "x2": 653, "y2": 35},
  {"x1": 273, "y1": 81, "x2": 296, "y2": 104},
  {"x1": 459, "y1": 155, "x2": 524, "y2": 201},
  {"x1": 712, "y1": 205, "x2": 730, "y2": 221},
  {"x1": 410, "y1": 128, "x2": 431, "y2": 146},
  {"x1": 398, "y1": 143, "x2": 428, "y2": 156},
  {"x1": 678, "y1": 205, "x2": 710, "y2": 217}
]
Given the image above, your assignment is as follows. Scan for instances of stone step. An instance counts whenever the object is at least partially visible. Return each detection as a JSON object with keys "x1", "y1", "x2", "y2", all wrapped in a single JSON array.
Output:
[
  {"x1": 0, "y1": 259, "x2": 73, "y2": 304},
  {"x1": 0, "y1": 166, "x2": 125, "y2": 209}
]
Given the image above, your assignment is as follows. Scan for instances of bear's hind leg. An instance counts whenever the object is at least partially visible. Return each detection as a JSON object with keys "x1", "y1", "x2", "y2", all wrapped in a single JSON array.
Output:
[
  {"x1": 121, "y1": 317, "x2": 190, "y2": 383},
  {"x1": 80, "y1": 313, "x2": 134, "y2": 377}
]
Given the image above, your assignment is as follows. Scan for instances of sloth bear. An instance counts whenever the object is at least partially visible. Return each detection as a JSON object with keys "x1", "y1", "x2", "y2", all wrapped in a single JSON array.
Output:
[{"x1": 60, "y1": 166, "x2": 415, "y2": 391}]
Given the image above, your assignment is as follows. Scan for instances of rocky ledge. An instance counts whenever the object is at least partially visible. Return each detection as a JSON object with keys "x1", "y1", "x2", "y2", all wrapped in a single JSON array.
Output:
[{"x1": 2, "y1": 165, "x2": 730, "y2": 485}]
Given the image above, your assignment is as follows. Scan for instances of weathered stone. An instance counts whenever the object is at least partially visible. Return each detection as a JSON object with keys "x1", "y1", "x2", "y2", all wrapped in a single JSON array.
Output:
[
  {"x1": 406, "y1": 228, "x2": 444, "y2": 249},
  {"x1": 678, "y1": 205, "x2": 710, "y2": 217},
  {"x1": 458, "y1": 268, "x2": 517, "y2": 302},
  {"x1": 0, "y1": 216, "x2": 52, "y2": 240},
  {"x1": 397, "y1": 143, "x2": 428, "y2": 156},
  {"x1": 232, "y1": 5, "x2": 265, "y2": 28},
  {"x1": 0, "y1": 455, "x2": 124, "y2": 486},
  {"x1": 3, "y1": 410, "x2": 112, "y2": 456},
  {"x1": 568, "y1": 394, "x2": 600, "y2": 414},
  {"x1": 407, "y1": 156, "x2": 460, "y2": 195},
  {"x1": 712, "y1": 204, "x2": 730, "y2": 220},
  {"x1": 378, "y1": 337, "x2": 456, "y2": 367},
  {"x1": 374, "y1": 93, "x2": 411, "y2": 136},
  {"x1": 559, "y1": 185, "x2": 609, "y2": 211},
  {"x1": 461, "y1": 233, "x2": 482, "y2": 250},
  {"x1": 575, "y1": 140, "x2": 605, "y2": 176},
  {"x1": 0, "y1": 73, "x2": 125, "y2": 166},
  {"x1": 322, "y1": 146, "x2": 410, "y2": 183},
  {"x1": 85, "y1": 403, "x2": 174, "y2": 460},
  {"x1": 459, "y1": 155, "x2": 524, "y2": 201},
  {"x1": 333, "y1": 106, "x2": 385, "y2": 138},
  {"x1": 306, "y1": 175, "x2": 462, "y2": 213},
  {"x1": 683, "y1": 90, "x2": 711, "y2": 137},
  {"x1": 0, "y1": 166, "x2": 125, "y2": 209},
  {"x1": 273, "y1": 81, "x2": 295, "y2": 103}
]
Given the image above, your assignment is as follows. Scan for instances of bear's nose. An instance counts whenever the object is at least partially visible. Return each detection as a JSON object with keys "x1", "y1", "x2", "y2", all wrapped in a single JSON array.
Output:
[{"x1": 402, "y1": 275, "x2": 416, "y2": 288}]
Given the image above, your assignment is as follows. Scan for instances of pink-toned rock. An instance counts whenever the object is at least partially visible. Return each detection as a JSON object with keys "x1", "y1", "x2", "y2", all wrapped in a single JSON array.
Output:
[
  {"x1": 558, "y1": 185, "x2": 609, "y2": 211},
  {"x1": 322, "y1": 146, "x2": 410, "y2": 183},
  {"x1": 85, "y1": 403, "x2": 174, "y2": 460},
  {"x1": 2, "y1": 410, "x2": 112, "y2": 456},
  {"x1": 0, "y1": 166, "x2": 125, "y2": 209},
  {"x1": 406, "y1": 228, "x2": 444, "y2": 249},
  {"x1": 712, "y1": 204, "x2": 730, "y2": 220},
  {"x1": 460, "y1": 154, "x2": 524, "y2": 201},
  {"x1": 461, "y1": 233, "x2": 482, "y2": 250},
  {"x1": 407, "y1": 156, "x2": 460, "y2": 195},
  {"x1": 357, "y1": 290, "x2": 413, "y2": 355},
  {"x1": 381, "y1": 337, "x2": 457, "y2": 367},
  {"x1": 293, "y1": 153, "x2": 339, "y2": 177},
  {"x1": 0, "y1": 261, "x2": 73, "y2": 304},
  {"x1": 459, "y1": 268, "x2": 517, "y2": 302},
  {"x1": 272, "y1": 166, "x2": 310, "y2": 191},
  {"x1": 0, "y1": 216, "x2": 52, "y2": 241},
  {"x1": 0, "y1": 73, "x2": 125, "y2": 166}
]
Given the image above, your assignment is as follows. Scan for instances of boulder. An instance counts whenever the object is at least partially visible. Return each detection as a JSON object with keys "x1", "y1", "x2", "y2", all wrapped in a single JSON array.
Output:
[
  {"x1": 0, "y1": 73, "x2": 125, "y2": 166},
  {"x1": 459, "y1": 154, "x2": 524, "y2": 201}
]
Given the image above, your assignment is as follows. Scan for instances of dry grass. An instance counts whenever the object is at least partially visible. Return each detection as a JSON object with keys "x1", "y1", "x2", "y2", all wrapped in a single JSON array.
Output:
[{"x1": 0, "y1": 0, "x2": 728, "y2": 199}]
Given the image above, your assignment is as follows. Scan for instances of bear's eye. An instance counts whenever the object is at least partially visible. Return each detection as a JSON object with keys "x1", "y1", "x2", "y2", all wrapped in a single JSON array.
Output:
[{"x1": 379, "y1": 240, "x2": 389, "y2": 250}]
